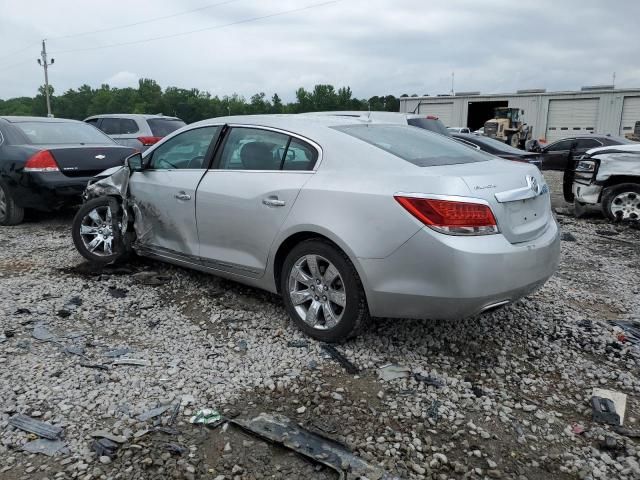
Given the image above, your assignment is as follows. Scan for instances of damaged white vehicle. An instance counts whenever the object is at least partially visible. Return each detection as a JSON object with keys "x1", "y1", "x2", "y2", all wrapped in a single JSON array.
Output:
[
  {"x1": 71, "y1": 115, "x2": 559, "y2": 342},
  {"x1": 571, "y1": 144, "x2": 640, "y2": 221}
]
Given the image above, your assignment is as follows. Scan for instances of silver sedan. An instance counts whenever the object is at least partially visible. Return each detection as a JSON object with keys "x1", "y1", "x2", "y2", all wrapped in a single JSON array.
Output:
[{"x1": 72, "y1": 115, "x2": 560, "y2": 342}]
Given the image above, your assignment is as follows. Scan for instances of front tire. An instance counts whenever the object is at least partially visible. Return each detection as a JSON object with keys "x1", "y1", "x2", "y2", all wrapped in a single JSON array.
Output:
[
  {"x1": 0, "y1": 181, "x2": 25, "y2": 226},
  {"x1": 281, "y1": 239, "x2": 369, "y2": 343},
  {"x1": 72, "y1": 197, "x2": 124, "y2": 265},
  {"x1": 601, "y1": 184, "x2": 640, "y2": 222},
  {"x1": 508, "y1": 133, "x2": 520, "y2": 148}
]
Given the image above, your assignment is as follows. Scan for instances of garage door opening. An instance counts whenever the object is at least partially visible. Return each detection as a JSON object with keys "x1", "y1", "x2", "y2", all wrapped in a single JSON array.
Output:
[{"x1": 467, "y1": 101, "x2": 508, "y2": 131}]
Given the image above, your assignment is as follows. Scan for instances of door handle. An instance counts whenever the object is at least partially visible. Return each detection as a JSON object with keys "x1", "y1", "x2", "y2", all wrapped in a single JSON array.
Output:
[
  {"x1": 175, "y1": 192, "x2": 191, "y2": 201},
  {"x1": 262, "y1": 197, "x2": 286, "y2": 207}
]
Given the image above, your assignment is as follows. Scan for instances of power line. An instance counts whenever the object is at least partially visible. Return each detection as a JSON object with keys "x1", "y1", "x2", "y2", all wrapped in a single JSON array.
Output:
[
  {"x1": 51, "y1": 0, "x2": 345, "y2": 55},
  {"x1": 0, "y1": 41, "x2": 41, "y2": 62},
  {"x1": 48, "y1": 0, "x2": 243, "y2": 41},
  {"x1": 0, "y1": 58, "x2": 34, "y2": 73}
]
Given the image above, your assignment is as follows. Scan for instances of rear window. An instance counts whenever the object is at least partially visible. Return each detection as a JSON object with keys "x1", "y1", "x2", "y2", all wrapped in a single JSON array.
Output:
[
  {"x1": 333, "y1": 124, "x2": 489, "y2": 167},
  {"x1": 13, "y1": 121, "x2": 114, "y2": 145},
  {"x1": 147, "y1": 118, "x2": 186, "y2": 137},
  {"x1": 407, "y1": 117, "x2": 451, "y2": 137}
]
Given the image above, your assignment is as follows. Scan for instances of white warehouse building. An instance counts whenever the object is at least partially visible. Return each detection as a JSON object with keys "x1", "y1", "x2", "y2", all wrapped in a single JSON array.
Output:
[{"x1": 399, "y1": 86, "x2": 640, "y2": 143}]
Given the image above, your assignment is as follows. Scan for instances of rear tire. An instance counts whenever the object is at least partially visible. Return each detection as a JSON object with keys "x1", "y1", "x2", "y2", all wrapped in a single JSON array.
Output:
[
  {"x1": 601, "y1": 183, "x2": 640, "y2": 222},
  {"x1": 0, "y1": 181, "x2": 25, "y2": 226},
  {"x1": 280, "y1": 239, "x2": 369, "y2": 343},
  {"x1": 72, "y1": 197, "x2": 124, "y2": 265}
]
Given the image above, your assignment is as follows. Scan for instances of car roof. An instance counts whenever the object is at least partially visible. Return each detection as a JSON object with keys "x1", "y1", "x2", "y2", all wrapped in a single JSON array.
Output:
[
  {"x1": 0, "y1": 116, "x2": 83, "y2": 123},
  {"x1": 588, "y1": 144, "x2": 640, "y2": 155},
  {"x1": 305, "y1": 111, "x2": 410, "y2": 124},
  {"x1": 192, "y1": 114, "x2": 374, "y2": 129},
  {"x1": 84, "y1": 114, "x2": 182, "y2": 121}
]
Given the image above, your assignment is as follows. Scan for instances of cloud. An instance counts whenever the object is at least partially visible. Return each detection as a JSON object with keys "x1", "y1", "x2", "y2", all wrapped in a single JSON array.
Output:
[{"x1": 0, "y1": 0, "x2": 639, "y2": 101}]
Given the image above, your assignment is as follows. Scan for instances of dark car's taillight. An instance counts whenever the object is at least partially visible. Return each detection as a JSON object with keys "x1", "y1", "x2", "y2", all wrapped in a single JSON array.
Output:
[
  {"x1": 137, "y1": 136, "x2": 162, "y2": 146},
  {"x1": 394, "y1": 196, "x2": 499, "y2": 235},
  {"x1": 24, "y1": 150, "x2": 59, "y2": 172}
]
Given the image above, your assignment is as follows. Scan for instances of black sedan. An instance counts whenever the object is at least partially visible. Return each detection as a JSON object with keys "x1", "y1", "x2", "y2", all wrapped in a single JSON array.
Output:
[
  {"x1": 0, "y1": 116, "x2": 136, "y2": 225},
  {"x1": 452, "y1": 133, "x2": 542, "y2": 167},
  {"x1": 535, "y1": 135, "x2": 634, "y2": 171}
]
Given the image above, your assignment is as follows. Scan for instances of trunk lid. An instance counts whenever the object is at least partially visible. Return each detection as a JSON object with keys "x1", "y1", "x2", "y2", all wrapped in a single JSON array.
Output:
[
  {"x1": 43, "y1": 145, "x2": 136, "y2": 177},
  {"x1": 456, "y1": 159, "x2": 551, "y2": 243}
]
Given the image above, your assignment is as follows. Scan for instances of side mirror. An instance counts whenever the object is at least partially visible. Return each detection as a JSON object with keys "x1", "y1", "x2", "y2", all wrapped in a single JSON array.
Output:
[{"x1": 126, "y1": 153, "x2": 144, "y2": 172}]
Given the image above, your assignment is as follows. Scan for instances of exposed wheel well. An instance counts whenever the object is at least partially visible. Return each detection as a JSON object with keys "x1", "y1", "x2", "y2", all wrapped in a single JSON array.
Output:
[
  {"x1": 599, "y1": 176, "x2": 640, "y2": 200},
  {"x1": 273, "y1": 232, "x2": 346, "y2": 294}
]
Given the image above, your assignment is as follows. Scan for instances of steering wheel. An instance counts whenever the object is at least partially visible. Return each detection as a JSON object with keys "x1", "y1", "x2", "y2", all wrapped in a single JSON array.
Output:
[{"x1": 186, "y1": 155, "x2": 206, "y2": 169}]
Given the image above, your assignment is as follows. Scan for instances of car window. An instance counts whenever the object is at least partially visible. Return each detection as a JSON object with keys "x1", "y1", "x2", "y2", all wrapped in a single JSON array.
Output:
[
  {"x1": 219, "y1": 128, "x2": 290, "y2": 170},
  {"x1": 13, "y1": 121, "x2": 115, "y2": 145},
  {"x1": 147, "y1": 118, "x2": 186, "y2": 137},
  {"x1": 407, "y1": 117, "x2": 451, "y2": 137},
  {"x1": 576, "y1": 138, "x2": 601, "y2": 149},
  {"x1": 148, "y1": 126, "x2": 220, "y2": 170},
  {"x1": 282, "y1": 138, "x2": 318, "y2": 171},
  {"x1": 120, "y1": 119, "x2": 139, "y2": 134},
  {"x1": 334, "y1": 124, "x2": 489, "y2": 167},
  {"x1": 546, "y1": 139, "x2": 574, "y2": 151},
  {"x1": 99, "y1": 118, "x2": 122, "y2": 135},
  {"x1": 85, "y1": 118, "x2": 99, "y2": 126}
]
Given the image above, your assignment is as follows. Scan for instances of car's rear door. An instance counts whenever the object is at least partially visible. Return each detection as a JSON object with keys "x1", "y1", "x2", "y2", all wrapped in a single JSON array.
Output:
[
  {"x1": 127, "y1": 125, "x2": 221, "y2": 257},
  {"x1": 195, "y1": 126, "x2": 318, "y2": 278}
]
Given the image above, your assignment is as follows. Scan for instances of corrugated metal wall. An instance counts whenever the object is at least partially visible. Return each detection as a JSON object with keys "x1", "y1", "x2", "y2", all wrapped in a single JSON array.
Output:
[{"x1": 399, "y1": 89, "x2": 640, "y2": 141}]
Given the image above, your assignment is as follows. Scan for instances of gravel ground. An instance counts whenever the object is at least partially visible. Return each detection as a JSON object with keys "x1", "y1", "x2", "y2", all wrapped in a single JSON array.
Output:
[{"x1": 1, "y1": 171, "x2": 640, "y2": 480}]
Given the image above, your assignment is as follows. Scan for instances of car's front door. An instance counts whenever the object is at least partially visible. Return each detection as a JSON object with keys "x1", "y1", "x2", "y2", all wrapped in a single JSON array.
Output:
[
  {"x1": 195, "y1": 126, "x2": 319, "y2": 277},
  {"x1": 128, "y1": 126, "x2": 221, "y2": 258},
  {"x1": 541, "y1": 138, "x2": 574, "y2": 170}
]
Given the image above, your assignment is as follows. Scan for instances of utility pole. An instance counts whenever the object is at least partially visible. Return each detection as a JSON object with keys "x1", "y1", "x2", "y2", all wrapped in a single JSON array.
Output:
[
  {"x1": 612, "y1": 72, "x2": 616, "y2": 88},
  {"x1": 37, "y1": 40, "x2": 54, "y2": 117},
  {"x1": 450, "y1": 72, "x2": 455, "y2": 96}
]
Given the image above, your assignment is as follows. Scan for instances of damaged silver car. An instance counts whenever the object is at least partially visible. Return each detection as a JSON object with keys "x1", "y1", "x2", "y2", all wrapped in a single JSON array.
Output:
[
  {"x1": 71, "y1": 115, "x2": 560, "y2": 342},
  {"x1": 571, "y1": 144, "x2": 640, "y2": 221}
]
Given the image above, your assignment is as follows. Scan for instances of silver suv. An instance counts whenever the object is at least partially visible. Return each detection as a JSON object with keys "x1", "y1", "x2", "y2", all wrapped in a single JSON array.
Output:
[{"x1": 84, "y1": 114, "x2": 186, "y2": 151}]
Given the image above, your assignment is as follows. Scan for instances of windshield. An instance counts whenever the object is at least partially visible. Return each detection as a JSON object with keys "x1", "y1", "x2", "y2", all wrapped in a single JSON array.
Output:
[
  {"x1": 334, "y1": 124, "x2": 489, "y2": 167},
  {"x1": 472, "y1": 135, "x2": 526, "y2": 154},
  {"x1": 148, "y1": 118, "x2": 186, "y2": 137},
  {"x1": 407, "y1": 117, "x2": 451, "y2": 137},
  {"x1": 14, "y1": 121, "x2": 115, "y2": 145}
]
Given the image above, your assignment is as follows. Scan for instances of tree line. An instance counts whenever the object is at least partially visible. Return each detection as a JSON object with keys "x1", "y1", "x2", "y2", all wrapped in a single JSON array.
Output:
[{"x1": 0, "y1": 79, "x2": 420, "y2": 123}]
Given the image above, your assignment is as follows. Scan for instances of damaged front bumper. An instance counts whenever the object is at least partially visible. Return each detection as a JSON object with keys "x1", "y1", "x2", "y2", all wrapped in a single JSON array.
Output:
[{"x1": 572, "y1": 182, "x2": 602, "y2": 205}]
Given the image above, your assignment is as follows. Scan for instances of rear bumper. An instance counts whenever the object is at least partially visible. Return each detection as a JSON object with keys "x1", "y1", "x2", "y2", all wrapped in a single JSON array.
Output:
[
  {"x1": 358, "y1": 219, "x2": 560, "y2": 319},
  {"x1": 9, "y1": 172, "x2": 90, "y2": 211}
]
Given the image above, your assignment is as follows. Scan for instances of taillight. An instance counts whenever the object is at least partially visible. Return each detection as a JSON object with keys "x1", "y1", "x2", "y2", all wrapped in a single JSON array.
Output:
[
  {"x1": 24, "y1": 150, "x2": 59, "y2": 172},
  {"x1": 394, "y1": 196, "x2": 498, "y2": 235},
  {"x1": 426, "y1": 115, "x2": 439, "y2": 120},
  {"x1": 137, "y1": 136, "x2": 162, "y2": 146}
]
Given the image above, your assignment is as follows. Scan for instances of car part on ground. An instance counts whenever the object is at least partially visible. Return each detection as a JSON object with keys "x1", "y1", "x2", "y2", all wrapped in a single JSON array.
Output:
[
  {"x1": 571, "y1": 144, "x2": 640, "y2": 222},
  {"x1": 72, "y1": 114, "x2": 559, "y2": 341},
  {"x1": 0, "y1": 116, "x2": 136, "y2": 225}
]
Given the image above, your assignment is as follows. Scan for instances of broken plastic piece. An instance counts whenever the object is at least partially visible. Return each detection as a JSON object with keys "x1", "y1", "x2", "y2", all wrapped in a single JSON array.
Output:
[
  {"x1": 232, "y1": 413, "x2": 402, "y2": 480},
  {"x1": 165, "y1": 443, "x2": 188, "y2": 455},
  {"x1": 32, "y1": 324, "x2": 58, "y2": 342},
  {"x1": 137, "y1": 405, "x2": 171, "y2": 422},
  {"x1": 377, "y1": 364, "x2": 411, "y2": 381},
  {"x1": 610, "y1": 320, "x2": 640, "y2": 345},
  {"x1": 413, "y1": 372, "x2": 445, "y2": 388},
  {"x1": 320, "y1": 344, "x2": 359, "y2": 374},
  {"x1": 287, "y1": 340, "x2": 310, "y2": 348},
  {"x1": 63, "y1": 345, "x2": 86, "y2": 357},
  {"x1": 79, "y1": 362, "x2": 109, "y2": 370},
  {"x1": 112, "y1": 358, "x2": 150, "y2": 367},
  {"x1": 133, "y1": 271, "x2": 171, "y2": 286},
  {"x1": 189, "y1": 409, "x2": 222, "y2": 425},
  {"x1": 92, "y1": 438, "x2": 119, "y2": 458},
  {"x1": 103, "y1": 347, "x2": 132, "y2": 358},
  {"x1": 592, "y1": 388, "x2": 627, "y2": 426},
  {"x1": 89, "y1": 430, "x2": 128, "y2": 443},
  {"x1": 9, "y1": 414, "x2": 63, "y2": 440},
  {"x1": 22, "y1": 438, "x2": 69, "y2": 456}
]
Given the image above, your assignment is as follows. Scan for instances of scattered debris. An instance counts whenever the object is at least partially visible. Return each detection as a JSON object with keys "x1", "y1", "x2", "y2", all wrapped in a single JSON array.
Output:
[
  {"x1": 14, "y1": 308, "x2": 31, "y2": 315},
  {"x1": 112, "y1": 358, "x2": 150, "y2": 367},
  {"x1": 595, "y1": 229, "x2": 619, "y2": 237},
  {"x1": 600, "y1": 435, "x2": 619, "y2": 451},
  {"x1": 168, "y1": 403, "x2": 181, "y2": 426},
  {"x1": 426, "y1": 399, "x2": 441, "y2": 422},
  {"x1": 89, "y1": 430, "x2": 128, "y2": 443},
  {"x1": 413, "y1": 372, "x2": 445, "y2": 388},
  {"x1": 108, "y1": 286, "x2": 128, "y2": 298},
  {"x1": 92, "y1": 438, "x2": 120, "y2": 459},
  {"x1": 103, "y1": 347, "x2": 132, "y2": 358},
  {"x1": 232, "y1": 413, "x2": 402, "y2": 480},
  {"x1": 237, "y1": 339, "x2": 248, "y2": 351},
  {"x1": 287, "y1": 340, "x2": 310, "y2": 348},
  {"x1": 8, "y1": 414, "x2": 63, "y2": 440},
  {"x1": 571, "y1": 423, "x2": 585, "y2": 435},
  {"x1": 611, "y1": 320, "x2": 640, "y2": 345},
  {"x1": 4, "y1": 329, "x2": 16, "y2": 338},
  {"x1": 63, "y1": 345, "x2": 86, "y2": 357},
  {"x1": 133, "y1": 271, "x2": 171, "y2": 286},
  {"x1": 190, "y1": 409, "x2": 222, "y2": 425},
  {"x1": 320, "y1": 344, "x2": 359, "y2": 374},
  {"x1": 32, "y1": 324, "x2": 59, "y2": 342},
  {"x1": 377, "y1": 364, "x2": 411, "y2": 381},
  {"x1": 22, "y1": 438, "x2": 69, "y2": 457},
  {"x1": 137, "y1": 405, "x2": 172, "y2": 422},
  {"x1": 165, "y1": 443, "x2": 188, "y2": 456},
  {"x1": 592, "y1": 388, "x2": 627, "y2": 426},
  {"x1": 79, "y1": 362, "x2": 110, "y2": 370},
  {"x1": 56, "y1": 309, "x2": 72, "y2": 318},
  {"x1": 560, "y1": 232, "x2": 577, "y2": 242}
]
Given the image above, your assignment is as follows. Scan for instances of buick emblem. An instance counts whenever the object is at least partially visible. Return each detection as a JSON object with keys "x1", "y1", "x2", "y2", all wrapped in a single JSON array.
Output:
[
  {"x1": 95, "y1": 154, "x2": 106, "y2": 160},
  {"x1": 526, "y1": 175, "x2": 540, "y2": 195}
]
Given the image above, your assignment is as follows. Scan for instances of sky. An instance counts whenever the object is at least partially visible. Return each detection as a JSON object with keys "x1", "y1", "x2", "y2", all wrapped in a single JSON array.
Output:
[{"x1": 0, "y1": 0, "x2": 639, "y2": 101}]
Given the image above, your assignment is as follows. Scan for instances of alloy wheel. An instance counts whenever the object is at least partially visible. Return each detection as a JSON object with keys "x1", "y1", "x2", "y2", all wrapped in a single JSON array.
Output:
[
  {"x1": 288, "y1": 254, "x2": 346, "y2": 330},
  {"x1": 611, "y1": 191, "x2": 640, "y2": 221},
  {"x1": 79, "y1": 205, "x2": 115, "y2": 256}
]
